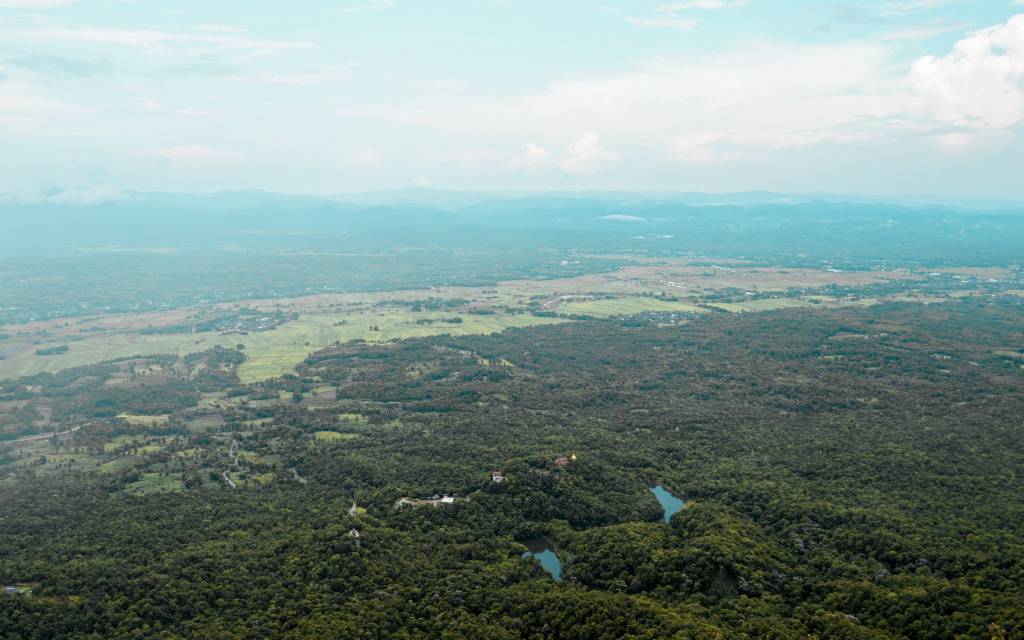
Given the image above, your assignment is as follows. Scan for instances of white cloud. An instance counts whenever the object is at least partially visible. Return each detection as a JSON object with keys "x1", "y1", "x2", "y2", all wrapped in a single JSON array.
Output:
[
  {"x1": 669, "y1": 125, "x2": 862, "y2": 164},
  {"x1": 349, "y1": 148, "x2": 381, "y2": 167},
  {"x1": 880, "y1": 22, "x2": 970, "y2": 41},
  {"x1": 879, "y1": 0, "x2": 954, "y2": 17},
  {"x1": 137, "y1": 100, "x2": 219, "y2": 118},
  {"x1": 911, "y1": 14, "x2": 1024, "y2": 130},
  {"x1": 141, "y1": 145, "x2": 243, "y2": 168},
  {"x1": 335, "y1": 0, "x2": 393, "y2": 13},
  {"x1": 195, "y1": 24, "x2": 249, "y2": 34},
  {"x1": 248, "y1": 68, "x2": 348, "y2": 85},
  {"x1": 669, "y1": 132, "x2": 745, "y2": 164},
  {"x1": 507, "y1": 136, "x2": 619, "y2": 174},
  {"x1": 0, "y1": 0, "x2": 73, "y2": 7},
  {"x1": 626, "y1": 16, "x2": 699, "y2": 30},
  {"x1": 341, "y1": 15, "x2": 1024, "y2": 167},
  {"x1": 507, "y1": 142, "x2": 552, "y2": 170},
  {"x1": 0, "y1": 186, "x2": 130, "y2": 205},
  {"x1": 629, "y1": 0, "x2": 745, "y2": 30},
  {"x1": 558, "y1": 132, "x2": 619, "y2": 174},
  {"x1": 597, "y1": 214, "x2": 646, "y2": 222},
  {"x1": 932, "y1": 129, "x2": 1015, "y2": 150},
  {"x1": 0, "y1": 88, "x2": 90, "y2": 130},
  {"x1": 339, "y1": 41, "x2": 902, "y2": 163},
  {"x1": 0, "y1": 93, "x2": 86, "y2": 114},
  {"x1": 176, "y1": 107, "x2": 219, "y2": 117},
  {"x1": 410, "y1": 79, "x2": 468, "y2": 96},
  {"x1": 44, "y1": 186, "x2": 130, "y2": 205},
  {"x1": 7, "y1": 26, "x2": 313, "y2": 57},
  {"x1": 658, "y1": 0, "x2": 746, "y2": 10}
]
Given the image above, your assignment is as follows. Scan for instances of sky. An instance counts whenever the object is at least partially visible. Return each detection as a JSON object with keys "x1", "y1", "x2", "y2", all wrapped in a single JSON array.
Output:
[{"x1": 0, "y1": 0, "x2": 1023, "y2": 200}]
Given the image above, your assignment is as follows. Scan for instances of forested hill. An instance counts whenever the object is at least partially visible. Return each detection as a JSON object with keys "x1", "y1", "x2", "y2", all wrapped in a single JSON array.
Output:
[
  {"x1": 2, "y1": 297, "x2": 1023, "y2": 638},
  {"x1": 2, "y1": 191, "x2": 1023, "y2": 264}
]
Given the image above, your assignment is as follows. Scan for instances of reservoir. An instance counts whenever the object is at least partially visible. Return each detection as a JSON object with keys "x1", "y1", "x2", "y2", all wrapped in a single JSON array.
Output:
[
  {"x1": 650, "y1": 485, "x2": 685, "y2": 524},
  {"x1": 521, "y1": 538, "x2": 562, "y2": 581}
]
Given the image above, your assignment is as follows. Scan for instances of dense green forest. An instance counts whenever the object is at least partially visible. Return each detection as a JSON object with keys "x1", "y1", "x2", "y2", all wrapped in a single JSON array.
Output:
[{"x1": 2, "y1": 297, "x2": 1023, "y2": 639}]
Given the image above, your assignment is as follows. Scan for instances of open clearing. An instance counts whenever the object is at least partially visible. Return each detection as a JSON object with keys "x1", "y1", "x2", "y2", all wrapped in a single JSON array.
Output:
[
  {"x1": 124, "y1": 473, "x2": 183, "y2": 495},
  {"x1": 117, "y1": 414, "x2": 170, "y2": 427},
  {"x1": 706, "y1": 298, "x2": 814, "y2": 313},
  {"x1": 559, "y1": 297, "x2": 706, "y2": 317},
  {"x1": 312, "y1": 431, "x2": 361, "y2": 443},
  {"x1": 235, "y1": 310, "x2": 564, "y2": 382},
  {"x1": 0, "y1": 308, "x2": 564, "y2": 382}
]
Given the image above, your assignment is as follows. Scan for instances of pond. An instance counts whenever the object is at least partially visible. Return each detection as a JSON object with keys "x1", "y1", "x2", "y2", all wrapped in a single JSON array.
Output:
[
  {"x1": 650, "y1": 485, "x2": 685, "y2": 524},
  {"x1": 521, "y1": 538, "x2": 562, "y2": 581}
]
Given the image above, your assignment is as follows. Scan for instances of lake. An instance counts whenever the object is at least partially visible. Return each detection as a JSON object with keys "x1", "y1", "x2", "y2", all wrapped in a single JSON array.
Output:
[
  {"x1": 521, "y1": 538, "x2": 562, "y2": 581},
  {"x1": 650, "y1": 485, "x2": 685, "y2": 524}
]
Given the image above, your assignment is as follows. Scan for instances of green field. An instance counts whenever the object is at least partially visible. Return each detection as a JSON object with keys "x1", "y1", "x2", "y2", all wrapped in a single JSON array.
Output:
[
  {"x1": 234, "y1": 310, "x2": 567, "y2": 382},
  {"x1": 558, "y1": 297, "x2": 706, "y2": 317},
  {"x1": 337, "y1": 413, "x2": 369, "y2": 423},
  {"x1": 0, "y1": 331, "x2": 235, "y2": 379},
  {"x1": 312, "y1": 431, "x2": 361, "y2": 443},
  {"x1": 706, "y1": 298, "x2": 813, "y2": 313},
  {"x1": 104, "y1": 435, "x2": 164, "y2": 454},
  {"x1": 0, "y1": 288, "x2": 945, "y2": 383},
  {"x1": 124, "y1": 473, "x2": 183, "y2": 495},
  {"x1": 0, "y1": 308, "x2": 567, "y2": 383},
  {"x1": 117, "y1": 413, "x2": 170, "y2": 426},
  {"x1": 9, "y1": 450, "x2": 101, "y2": 473},
  {"x1": 98, "y1": 456, "x2": 144, "y2": 474}
]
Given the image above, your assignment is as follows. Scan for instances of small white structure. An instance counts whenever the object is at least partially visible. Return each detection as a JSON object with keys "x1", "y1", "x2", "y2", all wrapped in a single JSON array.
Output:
[
  {"x1": 441, "y1": 495, "x2": 455, "y2": 504},
  {"x1": 492, "y1": 470, "x2": 506, "y2": 483}
]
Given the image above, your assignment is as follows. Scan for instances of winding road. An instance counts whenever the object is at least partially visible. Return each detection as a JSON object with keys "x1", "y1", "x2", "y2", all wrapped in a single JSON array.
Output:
[{"x1": 223, "y1": 439, "x2": 240, "y2": 488}]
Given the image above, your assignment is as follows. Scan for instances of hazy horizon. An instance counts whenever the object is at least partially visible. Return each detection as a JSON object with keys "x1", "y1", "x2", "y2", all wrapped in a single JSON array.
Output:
[{"x1": 4, "y1": 185, "x2": 1024, "y2": 212}]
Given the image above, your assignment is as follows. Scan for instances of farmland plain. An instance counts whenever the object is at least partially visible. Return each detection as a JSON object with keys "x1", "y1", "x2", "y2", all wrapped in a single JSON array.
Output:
[{"x1": 0, "y1": 259, "x2": 1009, "y2": 383}]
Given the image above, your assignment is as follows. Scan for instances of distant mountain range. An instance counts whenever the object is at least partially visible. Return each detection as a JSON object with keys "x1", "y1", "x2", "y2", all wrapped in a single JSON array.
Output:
[
  {"x1": 5, "y1": 187, "x2": 1024, "y2": 211},
  {"x1": 1, "y1": 188, "x2": 1022, "y2": 264}
]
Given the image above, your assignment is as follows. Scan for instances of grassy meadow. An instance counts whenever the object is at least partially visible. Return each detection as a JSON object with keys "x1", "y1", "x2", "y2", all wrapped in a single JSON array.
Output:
[
  {"x1": 0, "y1": 307, "x2": 566, "y2": 383},
  {"x1": 705, "y1": 298, "x2": 814, "y2": 313},
  {"x1": 558, "y1": 296, "x2": 706, "y2": 317},
  {"x1": 234, "y1": 310, "x2": 565, "y2": 382}
]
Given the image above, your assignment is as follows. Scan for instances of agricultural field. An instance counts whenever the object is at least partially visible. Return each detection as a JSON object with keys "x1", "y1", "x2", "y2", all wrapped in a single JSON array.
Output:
[
  {"x1": 116, "y1": 413, "x2": 170, "y2": 427},
  {"x1": 104, "y1": 435, "x2": 165, "y2": 455},
  {"x1": 0, "y1": 260, "x2": 1017, "y2": 384},
  {"x1": 558, "y1": 296, "x2": 706, "y2": 317},
  {"x1": 234, "y1": 309, "x2": 565, "y2": 382},
  {"x1": 0, "y1": 331, "x2": 228, "y2": 379},
  {"x1": 0, "y1": 307, "x2": 565, "y2": 381},
  {"x1": 490, "y1": 262, "x2": 922, "y2": 299},
  {"x1": 312, "y1": 431, "x2": 361, "y2": 444},
  {"x1": 124, "y1": 473, "x2": 183, "y2": 495},
  {"x1": 705, "y1": 298, "x2": 813, "y2": 313}
]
